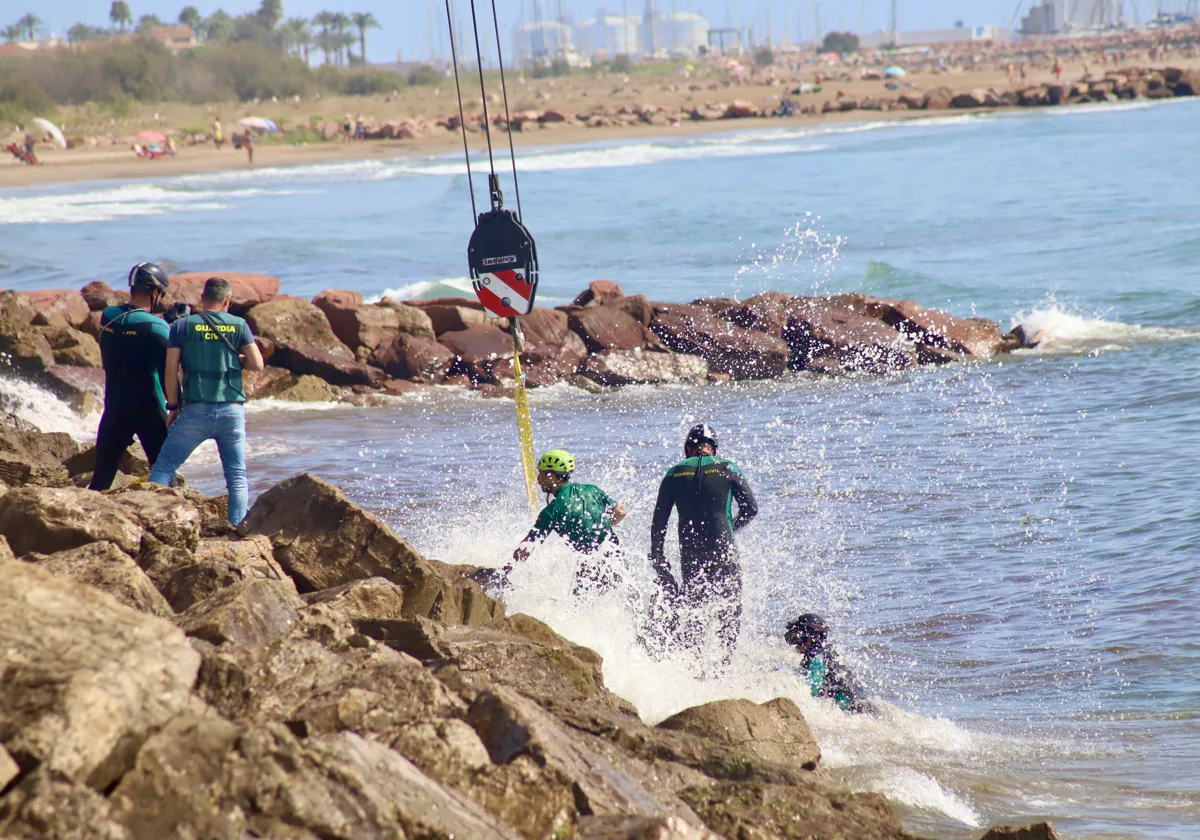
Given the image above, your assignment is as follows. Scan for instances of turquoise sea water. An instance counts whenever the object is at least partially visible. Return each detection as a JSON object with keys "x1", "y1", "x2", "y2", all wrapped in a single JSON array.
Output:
[{"x1": 3, "y1": 98, "x2": 1199, "y2": 838}]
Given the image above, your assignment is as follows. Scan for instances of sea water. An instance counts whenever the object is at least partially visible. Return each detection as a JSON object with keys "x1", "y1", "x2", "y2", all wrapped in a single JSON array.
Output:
[{"x1": 2, "y1": 98, "x2": 1199, "y2": 839}]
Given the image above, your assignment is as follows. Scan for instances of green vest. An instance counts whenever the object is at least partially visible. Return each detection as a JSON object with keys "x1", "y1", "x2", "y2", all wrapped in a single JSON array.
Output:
[{"x1": 179, "y1": 312, "x2": 247, "y2": 404}]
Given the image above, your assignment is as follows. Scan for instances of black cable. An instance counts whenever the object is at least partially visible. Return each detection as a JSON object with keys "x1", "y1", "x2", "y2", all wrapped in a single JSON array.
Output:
[
  {"x1": 466, "y1": 0, "x2": 498, "y2": 207},
  {"x1": 443, "y1": 0, "x2": 477, "y2": 221},
  {"x1": 489, "y1": 0, "x2": 523, "y2": 221}
]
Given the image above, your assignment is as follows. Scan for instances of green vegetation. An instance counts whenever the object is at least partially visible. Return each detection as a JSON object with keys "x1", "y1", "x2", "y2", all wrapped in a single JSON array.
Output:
[
  {"x1": 822, "y1": 31, "x2": 860, "y2": 54},
  {"x1": 724, "y1": 752, "x2": 754, "y2": 780},
  {"x1": 0, "y1": 2, "x2": 399, "y2": 122},
  {"x1": 609, "y1": 54, "x2": 633, "y2": 74}
]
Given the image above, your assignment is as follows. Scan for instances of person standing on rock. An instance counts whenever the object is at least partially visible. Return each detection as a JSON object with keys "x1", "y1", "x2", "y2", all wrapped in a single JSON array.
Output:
[
  {"x1": 477, "y1": 449, "x2": 628, "y2": 594},
  {"x1": 649, "y1": 424, "x2": 758, "y2": 662},
  {"x1": 149, "y1": 277, "x2": 264, "y2": 526},
  {"x1": 89, "y1": 262, "x2": 173, "y2": 491}
]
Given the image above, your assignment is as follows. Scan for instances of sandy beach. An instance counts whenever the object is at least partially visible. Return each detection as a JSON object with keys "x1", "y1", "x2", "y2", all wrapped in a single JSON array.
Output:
[{"x1": 8, "y1": 49, "x2": 1197, "y2": 190}]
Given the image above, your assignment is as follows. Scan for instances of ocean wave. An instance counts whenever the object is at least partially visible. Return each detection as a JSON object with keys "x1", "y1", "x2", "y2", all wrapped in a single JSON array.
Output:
[
  {"x1": 868, "y1": 766, "x2": 982, "y2": 826},
  {"x1": 0, "y1": 183, "x2": 304, "y2": 225},
  {"x1": 366, "y1": 276, "x2": 475, "y2": 302},
  {"x1": 0, "y1": 375, "x2": 98, "y2": 440},
  {"x1": 1011, "y1": 300, "x2": 1200, "y2": 354}
]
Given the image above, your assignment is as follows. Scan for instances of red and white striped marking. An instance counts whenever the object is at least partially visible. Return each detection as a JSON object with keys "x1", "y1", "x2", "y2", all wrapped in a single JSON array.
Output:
[{"x1": 473, "y1": 269, "x2": 535, "y2": 318}]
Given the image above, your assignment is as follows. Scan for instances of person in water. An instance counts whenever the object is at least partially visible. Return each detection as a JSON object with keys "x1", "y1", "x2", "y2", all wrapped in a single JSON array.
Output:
[
  {"x1": 479, "y1": 450, "x2": 628, "y2": 593},
  {"x1": 649, "y1": 424, "x2": 758, "y2": 659},
  {"x1": 785, "y1": 613, "x2": 868, "y2": 714},
  {"x1": 89, "y1": 262, "x2": 173, "y2": 491}
]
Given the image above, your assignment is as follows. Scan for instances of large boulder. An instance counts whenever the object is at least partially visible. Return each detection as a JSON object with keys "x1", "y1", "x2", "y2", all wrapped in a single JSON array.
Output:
[
  {"x1": 0, "y1": 486, "x2": 143, "y2": 556},
  {"x1": 0, "y1": 555, "x2": 200, "y2": 789},
  {"x1": 0, "y1": 769, "x2": 132, "y2": 839},
  {"x1": 0, "y1": 424, "x2": 75, "y2": 488},
  {"x1": 108, "y1": 484, "x2": 202, "y2": 552},
  {"x1": 245, "y1": 297, "x2": 353, "y2": 359},
  {"x1": 0, "y1": 290, "x2": 37, "y2": 335},
  {"x1": 782, "y1": 297, "x2": 917, "y2": 374},
  {"x1": 314, "y1": 290, "x2": 402, "y2": 355},
  {"x1": 28, "y1": 289, "x2": 91, "y2": 330},
  {"x1": 923, "y1": 86, "x2": 955, "y2": 110},
  {"x1": 421, "y1": 303, "x2": 489, "y2": 335},
  {"x1": 440, "y1": 324, "x2": 515, "y2": 382},
  {"x1": 240, "y1": 365, "x2": 293, "y2": 399},
  {"x1": 581, "y1": 349, "x2": 709, "y2": 386},
  {"x1": 368, "y1": 334, "x2": 455, "y2": 382},
  {"x1": 37, "y1": 325, "x2": 102, "y2": 367},
  {"x1": 569, "y1": 305, "x2": 654, "y2": 353},
  {"x1": 166, "y1": 272, "x2": 280, "y2": 315},
  {"x1": 271, "y1": 344, "x2": 386, "y2": 387},
  {"x1": 859, "y1": 295, "x2": 1009, "y2": 358},
  {"x1": 154, "y1": 534, "x2": 286, "y2": 612},
  {"x1": 571, "y1": 280, "x2": 625, "y2": 307},
  {"x1": 981, "y1": 823, "x2": 1060, "y2": 840},
  {"x1": 378, "y1": 300, "x2": 437, "y2": 340},
  {"x1": 36, "y1": 364, "x2": 106, "y2": 413},
  {"x1": 515, "y1": 307, "x2": 588, "y2": 367},
  {"x1": 242, "y1": 473, "x2": 504, "y2": 626},
  {"x1": 179, "y1": 577, "x2": 303, "y2": 646},
  {"x1": 26, "y1": 541, "x2": 174, "y2": 618},
  {"x1": 79, "y1": 280, "x2": 128, "y2": 311},
  {"x1": 651, "y1": 303, "x2": 788, "y2": 380},
  {"x1": 0, "y1": 327, "x2": 55, "y2": 372},
  {"x1": 657, "y1": 697, "x2": 820, "y2": 771}
]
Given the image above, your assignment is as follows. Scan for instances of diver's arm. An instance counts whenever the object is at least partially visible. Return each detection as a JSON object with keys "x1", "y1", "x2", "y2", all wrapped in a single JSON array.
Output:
[
  {"x1": 731, "y1": 472, "x2": 758, "y2": 532},
  {"x1": 610, "y1": 502, "x2": 628, "y2": 526},
  {"x1": 649, "y1": 477, "x2": 674, "y2": 563}
]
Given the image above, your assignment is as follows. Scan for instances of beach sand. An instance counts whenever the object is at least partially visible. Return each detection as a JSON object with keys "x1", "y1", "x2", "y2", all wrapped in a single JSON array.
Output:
[{"x1": 4, "y1": 52, "x2": 1196, "y2": 190}]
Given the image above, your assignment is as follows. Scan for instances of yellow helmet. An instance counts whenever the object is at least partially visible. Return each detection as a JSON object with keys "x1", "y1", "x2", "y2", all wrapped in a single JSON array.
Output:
[{"x1": 537, "y1": 449, "x2": 575, "y2": 474}]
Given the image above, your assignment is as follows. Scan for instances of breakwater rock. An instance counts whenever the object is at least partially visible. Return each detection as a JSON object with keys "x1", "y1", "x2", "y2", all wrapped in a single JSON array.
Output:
[
  {"x1": 0, "y1": 278, "x2": 1030, "y2": 411},
  {"x1": 0, "y1": 440, "x2": 1059, "y2": 839}
]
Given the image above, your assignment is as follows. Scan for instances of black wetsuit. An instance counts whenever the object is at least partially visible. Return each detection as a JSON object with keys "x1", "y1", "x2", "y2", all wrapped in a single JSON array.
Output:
[
  {"x1": 89, "y1": 305, "x2": 169, "y2": 490},
  {"x1": 649, "y1": 454, "x2": 758, "y2": 655}
]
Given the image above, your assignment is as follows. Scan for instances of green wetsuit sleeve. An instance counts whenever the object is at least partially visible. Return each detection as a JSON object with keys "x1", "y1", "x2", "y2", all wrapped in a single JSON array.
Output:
[
  {"x1": 806, "y1": 656, "x2": 826, "y2": 699},
  {"x1": 525, "y1": 500, "x2": 559, "y2": 543},
  {"x1": 649, "y1": 470, "x2": 675, "y2": 562},
  {"x1": 148, "y1": 317, "x2": 170, "y2": 408},
  {"x1": 730, "y1": 467, "x2": 758, "y2": 533}
]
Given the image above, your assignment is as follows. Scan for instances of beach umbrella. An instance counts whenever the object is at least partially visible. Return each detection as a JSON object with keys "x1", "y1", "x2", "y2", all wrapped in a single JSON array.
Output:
[
  {"x1": 32, "y1": 117, "x2": 66, "y2": 148},
  {"x1": 136, "y1": 130, "x2": 166, "y2": 143},
  {"x1": 237, "y1": 117, "x2": 278, "y2": 133},
  {"x1": 884, "y1": 66, "x2": 907, "y2": 76}
]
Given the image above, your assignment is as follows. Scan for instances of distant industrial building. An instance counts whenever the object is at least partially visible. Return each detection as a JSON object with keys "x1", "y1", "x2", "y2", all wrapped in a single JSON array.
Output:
[
  {"x1": 512, "y1": 20, "x2": 575, "y2": 64},
  {"x1": 654, "y1": 11, "x2": 709, "y2": 54},
  {"x1": 581, "y1": 14, "x2": 641, "y2": 59},
  {"x1": 1021, "y1": 1, "x2": 1116, "y2": 35},
  {"x1": 858, "y1": 24, "x2": 1015, "y2": 49}
]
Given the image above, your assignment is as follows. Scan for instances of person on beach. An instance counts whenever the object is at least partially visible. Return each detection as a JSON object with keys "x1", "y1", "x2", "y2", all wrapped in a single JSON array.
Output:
[
  {"x1": 213, "y1": 117, "x2": 223, "y2": 149},
  {"x1": 243, "y1": 130, "x2": 254, "y2": 166},
  {"x1": 23, "y1": 127, "x2": 35, "y2": 161},
  {"x1": 342, "y1": 114, "x2": 353, "y2": 142},
  {"x1": 355, "y1": 114, "x2": 366, "y2": 141},
  {"x1": 476, "y1": 449, "x2": 628, "y2": 594},
  {"x1": 89, "y1": 262, "x2": 173, "y2": 491},
  {"x1": 649, "y1": 424, "x2": 758, "y2": 662},
  {"x1": 149, "y1": 277, "x2": 264, "y2": 526},
  {"x1": 784, "y1": 613, "x2": 869, "y2": 714}
]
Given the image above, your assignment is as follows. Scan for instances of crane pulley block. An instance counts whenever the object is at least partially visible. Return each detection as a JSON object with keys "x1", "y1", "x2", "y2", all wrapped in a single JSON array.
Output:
[{"x1": 468, "y1": 209, "x2": 539, "y2": 319}]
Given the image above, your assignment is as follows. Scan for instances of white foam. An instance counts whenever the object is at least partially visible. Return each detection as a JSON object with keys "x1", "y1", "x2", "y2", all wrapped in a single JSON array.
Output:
[
  {"x1": 0, "y1": 183, "x2": 302, "y2": 225},
  {"x1": 0, "y1": 375, "x2": 98, "y2": 441},
  {"x1": 868, "y1": 766, "x2": 983, "y2": 827},
  {"x1": 367, "y1": 277, "x2": 475, "y2": 302},
  {"x1": 245, "y1": 397, "x2": 350, "y2": 413},
  {"x1": 1011, "y1": 300, "x2": 1200, "y2": 353}
]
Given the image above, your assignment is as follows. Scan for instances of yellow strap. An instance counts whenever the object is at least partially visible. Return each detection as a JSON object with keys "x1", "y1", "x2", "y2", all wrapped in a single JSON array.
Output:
[{"x1": 511, "y1": 346, "x2": 539, "y2": 514}]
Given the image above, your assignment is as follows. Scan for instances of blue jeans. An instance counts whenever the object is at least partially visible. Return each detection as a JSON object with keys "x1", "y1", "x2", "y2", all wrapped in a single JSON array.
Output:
[{"x1": 149, "y1": 402, "x2": 248, "y2": 526}]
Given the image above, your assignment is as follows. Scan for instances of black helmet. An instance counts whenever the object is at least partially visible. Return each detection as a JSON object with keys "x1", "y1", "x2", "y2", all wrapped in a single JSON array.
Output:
[
  {"x1": 128, "y1": 261, "x2": 170, "y2": 292},
  {"x1": 685, "y1": 423, "x2": 718, "y2": 451},
  {"x1": 784, "y1": 613, "x2": 828, "y2": 646}
]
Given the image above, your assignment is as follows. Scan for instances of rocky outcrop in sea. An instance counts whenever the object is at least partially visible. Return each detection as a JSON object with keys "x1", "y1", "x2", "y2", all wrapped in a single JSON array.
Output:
[
  {"x1": 0, "y1": 418, "x2": 1061, "y2": 839},
  {"x1": 0, "y1": 276, "x2": 1031, "y2": 414}
]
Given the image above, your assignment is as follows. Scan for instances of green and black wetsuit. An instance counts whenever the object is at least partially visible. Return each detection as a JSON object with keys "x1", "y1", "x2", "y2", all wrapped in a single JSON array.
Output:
[
  {"x1": 801, "y1": 647, "x2": 867, "y2": 714},
  {"x1": 526, "y1": 482, "x2": 620, "y2": 592},
  {"x1": 89, "y1": 304, "x2": 169, "y2": 490},
  {"x1": 649, "y1": 455, "x2": 758, "y2": 653}
]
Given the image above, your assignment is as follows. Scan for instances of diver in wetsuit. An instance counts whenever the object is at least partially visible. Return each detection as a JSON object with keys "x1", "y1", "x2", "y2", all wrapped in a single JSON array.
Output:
[
  {"x1": 478, "y1": 450, "x2": 628, "y2": 594},
  {"x1": 89, "y1": 262, "x2": 172, "y2": 491},
  {"x1": 649, "y1": 424, "x2": 758, "y2": 659},
  {"x1": 785, "y1": 613, "x2": 869, "y2": 714}
]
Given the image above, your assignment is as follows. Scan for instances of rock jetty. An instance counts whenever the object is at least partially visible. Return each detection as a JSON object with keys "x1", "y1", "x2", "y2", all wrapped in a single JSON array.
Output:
[
  {"x1": 0, "y1": 418, "x2": 1060, "y2": 839},
  {"x1": 0, "y1": 277, "x2": 1030, "y2": 411}
]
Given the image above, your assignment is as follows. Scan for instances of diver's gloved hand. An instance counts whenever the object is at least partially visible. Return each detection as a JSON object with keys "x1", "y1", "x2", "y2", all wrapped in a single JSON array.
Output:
[
  {"x1": 649, "y1": 556, "x2": 679, "y2": 598},
  {"x1": 470, "y1": 565, "x2": 511, "y2": 592},
  {"x1": 162, "y1": 302, "x2": 191, "y2": 324}
]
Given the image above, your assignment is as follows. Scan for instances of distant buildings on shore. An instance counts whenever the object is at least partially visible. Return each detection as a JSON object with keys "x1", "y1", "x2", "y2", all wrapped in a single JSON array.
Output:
[
  {"x1": 512, "y1": 10, "x2": 710, "y2": 67},
  {"x1": 0, "y1": 25, "x2": 198, "y2": 58},
  {"x1": 1022, "y1": 1, "x2": 1117, "y2": 35},
  {"x1": 858, "y1": 24, "x2": 1014, "y2": 50}
]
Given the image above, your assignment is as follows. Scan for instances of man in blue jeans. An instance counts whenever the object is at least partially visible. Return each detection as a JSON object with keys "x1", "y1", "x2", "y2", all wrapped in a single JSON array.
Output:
[{"x1": 149, "y1": 277, "x2": 264, "y2": 525}]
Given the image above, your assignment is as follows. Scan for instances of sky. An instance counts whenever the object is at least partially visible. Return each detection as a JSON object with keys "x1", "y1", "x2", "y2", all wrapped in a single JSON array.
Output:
[{"x1": 10, "y1": 1, "x2": 1151, "y2": 65}]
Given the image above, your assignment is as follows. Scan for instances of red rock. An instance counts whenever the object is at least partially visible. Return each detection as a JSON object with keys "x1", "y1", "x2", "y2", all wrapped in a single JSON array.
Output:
[
  {"x1": 783, "y1": 298, "x2": 916, "y2": 374},
  {"x1": 241, "y1": 367, "x2": 293, "y2": 400},
  {"x1": 246, "y1": 298, "x2": 353, "y2": 360},
  {"x1": 28, "y1": 290, "x2": 90, "y2": 330},
  {"x1": 166, "y1": 272, "x2": 280, "y2": 315},
  {"x1": 571, "y1": 280, "x2": 625, "y2": 307},
  {"x1": 421, "y1": 304, "x2": 488, "y2": 335},
  {"x1": 862, "y1": 296, "x2": 1008, "y2": 358},
  {"x1": 368, "y1": 335, "x2": 455, "y2": 382},
  {"x1": 514, "y1": 307, "x2": 587, "y2": 367},
  {"x1": 440, "y1": 324, "x2": 514, "y2": 383},
  {"x1": 580, "y1": 349, "x2": 709, "y2": 386},
  {"x1": 270, "y1": 345, "x2": 385, "y2": 387},
  {"x1": 79, "y1": 311, "x2": 104, "y2": 340},
  {"x1": 379, "y1": 378, "x2": 431, "y2": 395},
  {"x1": 650, "y1": 303, "x2": 788, "y2": 380},
  {"x1": 406, "y1": 296, "x2": 485, "y2": 310},
  {"x1": 723, "y1": 100, "x2": 761, "y2": 118},
  {"x1": 608, "y1": 294, "x2": 654, "y2": 326},
  {"x1": 924, "y1": 86, "x2": 955, "y2": 110},
  {"x1": 951, "y1": 90, "x2": 987, "y2": 108},
  {"x1": 254, "y1": 335, "x2": 275, "y2": 363},
  {"x1": 568, "y1": 306, "x2": 651, "y2": 354},
  {"x1": 721, "y1": 291, "x2": 807, "y2": 336},
  {"x1": 313, "y1": 291, "x2": 400, "y2": 354},
  {"x1": 539, "y1": 109, "x2": 569, "y2": 122},
  {"x1": 692, "y1": 297, "x2": 739, "y2": 316},
  {"x1": 378, "y1": 302, "x2": 436, "y2": 340},
  {"x1": 79, "y1": 281, "x2": 128, "y2": 311}
]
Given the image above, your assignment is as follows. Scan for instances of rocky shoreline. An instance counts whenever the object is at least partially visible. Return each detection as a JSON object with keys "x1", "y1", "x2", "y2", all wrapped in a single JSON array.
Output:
[
  {"x1": 0, "y1": 275, "x2": 1035, "y2": 417},
  {"x1": 0, "y1": 414, "x2": 1060, "y2": 839}
]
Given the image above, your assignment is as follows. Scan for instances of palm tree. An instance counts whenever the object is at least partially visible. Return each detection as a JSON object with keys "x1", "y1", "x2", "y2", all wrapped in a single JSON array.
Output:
[
  {"x1": 256, "y1": 0, "x2": 283, "y2": 30},
  {"x1": 178, "y1": 6, "x2": 202, "y2": 30},
  {"x1": 281, "y1": 16, "x2": 312, "y2": 62},
  {"x1": 1, "y1": 24, "x2": 23, "y2": 43},
  {"x1": 136, "y1": 14, "x2": 163, "y2": 32},
  {"x1": 330, "y1": 12, "x2": 350, "y2": 65},
  {"x1": 109, "y1": 1, "x2": 133, "y2": 33},
  {"x1": 17, "y1": 12, "x2": 44, "y2": 41},
  {"x1": 311, "y1": 11, "x2": 334, "y2": 64},
  {"x1": 350, "y1": 12, "x2": 380, "y2": 64}
]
